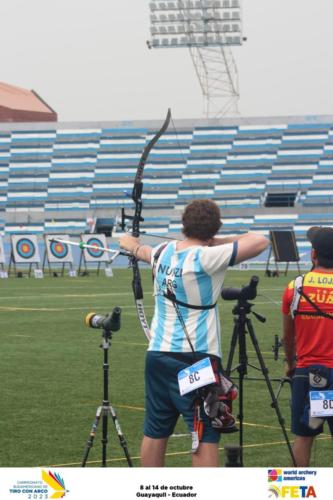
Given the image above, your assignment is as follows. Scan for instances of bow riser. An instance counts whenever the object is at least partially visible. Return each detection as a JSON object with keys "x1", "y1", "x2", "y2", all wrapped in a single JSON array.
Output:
[{"x1": 130, "y1": 109, "x2": 171, "y2": 340}]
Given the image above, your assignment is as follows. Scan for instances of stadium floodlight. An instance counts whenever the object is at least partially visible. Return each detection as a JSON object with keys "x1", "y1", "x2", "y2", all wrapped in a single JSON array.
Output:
[
  {"x1": 149, "y1": 0, "x2": 242, "y2": 48},
  {"x1": 148, "y1": 0, "x2": 243, "y2": 117}
]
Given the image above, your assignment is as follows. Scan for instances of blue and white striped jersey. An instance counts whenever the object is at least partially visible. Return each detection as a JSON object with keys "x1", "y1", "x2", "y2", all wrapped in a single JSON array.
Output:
[{"x1": 149, "y1": 241, "x2": 237, "y2": 358}]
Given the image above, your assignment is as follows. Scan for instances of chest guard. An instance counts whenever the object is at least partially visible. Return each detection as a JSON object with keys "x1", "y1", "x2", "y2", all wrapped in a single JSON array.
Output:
[
  {"x1": 290, "y1": 273, "x2": 333, "y2": 320},
  {"x1": 290, "y1": 275, "x2": 304, "y2": 319}
]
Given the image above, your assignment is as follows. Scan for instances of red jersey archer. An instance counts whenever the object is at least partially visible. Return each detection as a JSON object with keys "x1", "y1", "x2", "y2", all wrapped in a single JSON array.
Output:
[{"x1": 282, "y1": 270, "x2": 333, "y2": 368}]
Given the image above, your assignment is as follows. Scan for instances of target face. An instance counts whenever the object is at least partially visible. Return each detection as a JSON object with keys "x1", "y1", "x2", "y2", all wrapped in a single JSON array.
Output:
[
  {"x1": 16, "y1": 238, "x2": 35, "y2": 259},
  {"x1": 45, "y1": 235, "x2": 73, "y2": 263},
  {"x1": 81, "y1": 234, "x2": 109, "y2": 262},
  {"x1": 86, "y1": 238, "x2": 104, "y2": 258},
  {"x1": 50, "y1": 240, "x2": 69, "y2": 259},
  {"x1": 11, "y1": 235, "x2": 40, "y2": 263}
]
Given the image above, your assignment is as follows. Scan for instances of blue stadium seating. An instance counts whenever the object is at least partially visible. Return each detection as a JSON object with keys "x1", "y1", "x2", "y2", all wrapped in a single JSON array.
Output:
[{"x1": 1, "y1": 117, "x2": 333, "y2": 245}]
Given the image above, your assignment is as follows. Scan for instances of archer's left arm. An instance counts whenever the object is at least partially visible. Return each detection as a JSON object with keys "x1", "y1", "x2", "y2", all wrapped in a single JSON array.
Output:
[{"x1": 119, "y1": 235, "x2": 152, "y2": 263}]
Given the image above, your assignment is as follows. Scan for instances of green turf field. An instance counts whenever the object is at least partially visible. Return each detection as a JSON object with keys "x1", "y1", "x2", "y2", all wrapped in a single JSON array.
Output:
[{"x1": 0, "y1": 269, "x2": 331, "y2": 467}]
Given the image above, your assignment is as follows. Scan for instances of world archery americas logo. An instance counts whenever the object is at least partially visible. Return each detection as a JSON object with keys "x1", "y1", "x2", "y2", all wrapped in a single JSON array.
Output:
[
  {"x1": 267, "y1": 470, "x2": 317, "y2": 498},
  {"x1": 268, "y1": 469, "x2": 283, "y2": 482},
  {"x1": 267, "y1": 485, "x2": 317, "y2": 498},
  {"x1": 42, "y1": 470, "x2": 67, "y2": 499}
]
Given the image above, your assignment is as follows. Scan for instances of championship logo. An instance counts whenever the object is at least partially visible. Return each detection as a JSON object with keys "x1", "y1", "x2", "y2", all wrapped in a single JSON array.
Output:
[
  {"x1": 8, "y1": 470, "x2": 68, "y2": 498},
  {"x1": 41, "y1": 470, "x2": 67, "y2": 499}
]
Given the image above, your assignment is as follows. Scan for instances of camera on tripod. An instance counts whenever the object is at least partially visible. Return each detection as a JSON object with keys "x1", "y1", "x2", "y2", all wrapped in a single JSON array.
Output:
[
  {"x1": 85, "y1": 308, "x2": 121, "y2": 332},
  {"x1": 81, "y1": 306, "x2": 133, "y2": 467},
  {"x1": 221, "y1": 275, "x2": 259, "y2": 302},
  {"x1": 221, "y1": 274, "x2": 296, "y2": 467}
]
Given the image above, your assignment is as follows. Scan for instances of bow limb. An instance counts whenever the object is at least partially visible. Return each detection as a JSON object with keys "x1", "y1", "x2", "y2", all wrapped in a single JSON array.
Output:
[{"x1": 130, "y1": 109, "x2": 171, "y2": 341}]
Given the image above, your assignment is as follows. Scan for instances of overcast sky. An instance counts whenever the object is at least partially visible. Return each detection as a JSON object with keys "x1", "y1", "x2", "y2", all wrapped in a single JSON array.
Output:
[{"x1": 1, "y1": 0, "x2": 333, "y2": 123}]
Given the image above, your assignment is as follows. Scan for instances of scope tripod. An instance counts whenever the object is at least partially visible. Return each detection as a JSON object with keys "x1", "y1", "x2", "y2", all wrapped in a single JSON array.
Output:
[
  {"x1": 81, "y1": 325, "x2": 133, "y2": 467},
  {"x1": 225, "y1": 297, "x2": 296, "y2": 467}
]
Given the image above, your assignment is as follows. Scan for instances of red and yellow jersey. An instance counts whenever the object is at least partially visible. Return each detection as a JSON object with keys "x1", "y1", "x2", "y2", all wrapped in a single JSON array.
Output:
[{"x1": 282, "y1": 269, "x2": 333, "y2": 368}]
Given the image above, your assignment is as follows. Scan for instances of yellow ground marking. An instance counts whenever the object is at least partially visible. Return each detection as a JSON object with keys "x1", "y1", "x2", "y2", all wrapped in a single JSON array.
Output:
[
  {"x1": 79, "y1": 400, "x2": 291, "y2": 432},
  {"x1": 0, "y1": 292, "x2": 133, "y2": 300},
  {"x1": 10, "y1": 335, "x2": 32, "y2": 338},
  {"x1": 79, "y1": 401, "x2": 145, "y2": 411},
  {"x1": 113, "y1": 341, "x2": 148, "y2": 347},
  {"x1": 0, "y1": 322, "x2": 277, "y2": 355},
  {"x1": 0, "y1": 306, "x2": 62, "y2": 312},
  {"x1": 0, "y1": 305, "x2": 153, "y2": 313},
  {"x1": 46, "y1": 435, "x2": 332, "y2": 467},
  {"x1": 109, "y1": 403, "x2": 145, "y2": 412},
  {"x1": 242, "y1": 422, "x2": 290, "y2": 431}
]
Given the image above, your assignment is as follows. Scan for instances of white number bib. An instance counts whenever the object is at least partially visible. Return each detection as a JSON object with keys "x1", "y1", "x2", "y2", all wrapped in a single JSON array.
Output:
[
  {"x1": 178, "y1": 357, "x2": 215, "y2": 396},
  {"x1": 310, "y1": 390, "x2": 333, "y2": 417}
]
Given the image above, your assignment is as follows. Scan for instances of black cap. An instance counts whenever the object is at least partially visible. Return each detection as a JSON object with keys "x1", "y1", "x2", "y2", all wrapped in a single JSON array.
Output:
[{"x1": 307, "y1": 226, "x2": 333, "y2": 267}]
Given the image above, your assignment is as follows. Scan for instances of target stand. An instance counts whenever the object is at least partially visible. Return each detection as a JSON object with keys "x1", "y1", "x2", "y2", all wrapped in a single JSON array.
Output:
[
  {"x1": 78, "y1": 234, "x2": 112, "y2": 276},
  {"x1": 0, "y1": 236, "x2": 8, "y2": 278},
  {"x1": 265, "y1": 230, "x2": 300, "y2": 277},
  {"x1": 8, "y1": 234, "x2": 42, "y2": 277},
  {"x1": 43, "y1": 235, "x2": 76, "y2": 277}
]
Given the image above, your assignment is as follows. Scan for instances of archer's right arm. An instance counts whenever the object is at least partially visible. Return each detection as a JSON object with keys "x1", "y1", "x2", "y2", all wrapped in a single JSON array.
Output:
[{"x1": 211, "y1": 232, "x2": 269, "y2": 264}]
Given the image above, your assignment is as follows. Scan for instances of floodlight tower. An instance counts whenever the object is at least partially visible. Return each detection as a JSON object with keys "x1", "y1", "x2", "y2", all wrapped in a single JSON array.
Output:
[{"x1": 148, "y1": 0, "x2": 243, "y2": 118}]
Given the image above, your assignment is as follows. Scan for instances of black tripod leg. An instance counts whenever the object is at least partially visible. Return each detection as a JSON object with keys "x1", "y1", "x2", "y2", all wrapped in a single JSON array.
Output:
[
  {"x1": 245, "y1": 318, "x2": 296, "y2": 466},
  {"x1": 81, "y1": 406, "x2": 103, "y2": 467},
  {"x1": 102, "y1": 406, "x2": 108, "y2": 467},
  {"x1": 225, "y1": 318, "x2": 239, "y2": 376},
  {"x1": 275, "y1": 378, "x2": 291, "y2": 402},
  {"x1": 108, "y1": 406, "x2": 133, "y2": 467},
  {"x1": 237, "y1": 316, "x2": 248, "y2": 467}
]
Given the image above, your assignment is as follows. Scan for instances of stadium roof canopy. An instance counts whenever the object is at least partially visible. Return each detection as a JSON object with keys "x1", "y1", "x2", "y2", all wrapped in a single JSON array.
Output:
[{"x1": 0, "y1": 81, "x2": 57, "y2": 122}]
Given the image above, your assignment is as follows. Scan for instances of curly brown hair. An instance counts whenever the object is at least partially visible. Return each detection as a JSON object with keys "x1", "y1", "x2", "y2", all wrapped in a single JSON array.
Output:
[{"x1": 182, "y1": 199, "x2": 222, "y2": 241}]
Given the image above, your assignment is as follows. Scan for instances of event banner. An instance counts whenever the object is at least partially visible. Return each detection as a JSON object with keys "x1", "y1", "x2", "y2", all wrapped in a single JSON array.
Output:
[
  {"x1": 0, "y1": 467, "x2": 331, "y2": 500},
  {"x1": 11, "y1": 235, "x2": 41, "y2": 264},
  {"x1": 80, "y1": 234, "x2": 110, "y2": 262},
  {"x1": 45, "y1": 235, "x2": 74, "y2": 263}
]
